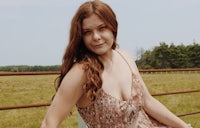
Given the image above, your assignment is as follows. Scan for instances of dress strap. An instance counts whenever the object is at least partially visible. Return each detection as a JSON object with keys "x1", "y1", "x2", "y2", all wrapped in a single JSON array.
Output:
[
  {"x1": 115, "y1": 49, "x2": 135, "y2": 75},
  {"x1": 116, "y1": 49, "x2": 144, "y2": 106}
]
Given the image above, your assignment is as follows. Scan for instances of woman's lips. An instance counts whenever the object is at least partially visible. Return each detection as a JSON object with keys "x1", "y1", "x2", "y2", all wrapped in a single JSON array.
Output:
[{"x1": 93, "y1": 43, "x2": 104, "y2": 48}]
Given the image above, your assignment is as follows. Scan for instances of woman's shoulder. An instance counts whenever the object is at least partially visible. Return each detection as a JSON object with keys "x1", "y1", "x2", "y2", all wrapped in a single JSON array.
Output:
[
  {"x1": 62, "y1": 62, "x2": 86, "y2": 88},
  {"x1": 115, "y1": 48, "x2": 135, "y2": 60},
  {"x1": 71, "y1": 62, "x2": 85, "y2": 71},
  {"x1": 66, "y1": 63, "x2": 84, "y2": 77}
]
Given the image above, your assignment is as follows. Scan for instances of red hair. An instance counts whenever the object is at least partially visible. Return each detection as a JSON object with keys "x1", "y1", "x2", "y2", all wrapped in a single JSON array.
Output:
[{"x1": 56, "y1": 0, "x2": 118, "y2": 101}]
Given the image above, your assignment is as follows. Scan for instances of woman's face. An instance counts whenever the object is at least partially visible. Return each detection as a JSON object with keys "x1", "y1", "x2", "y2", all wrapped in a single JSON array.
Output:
[{"x1": 82, "y1": 14, "x2": 114, "y2": 55}]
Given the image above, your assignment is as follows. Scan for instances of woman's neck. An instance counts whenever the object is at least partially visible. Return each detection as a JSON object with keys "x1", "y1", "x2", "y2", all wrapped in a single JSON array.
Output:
[{"x1": 98, "y1": 49, "x2": 115, "y2": 70}]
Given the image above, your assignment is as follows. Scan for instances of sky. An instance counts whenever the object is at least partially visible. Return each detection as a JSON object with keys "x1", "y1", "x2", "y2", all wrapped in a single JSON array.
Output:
[{"x1": 0, "y1": 0, "x2": 200, "y2": 66}]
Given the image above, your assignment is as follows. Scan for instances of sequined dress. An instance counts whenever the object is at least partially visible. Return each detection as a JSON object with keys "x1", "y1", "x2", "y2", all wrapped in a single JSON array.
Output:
[{"x1": 77, "y1": 51, "x2": 169, "y2": 128}]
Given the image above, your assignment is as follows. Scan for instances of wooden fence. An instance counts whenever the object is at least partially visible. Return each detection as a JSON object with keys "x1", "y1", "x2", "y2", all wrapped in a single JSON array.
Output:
[
  {"x1": 0, "y1": 68, "x2": 200, "y2": 76},
  {"x1": 0, "y1": 68, "x2": 200, "y2": 126}
]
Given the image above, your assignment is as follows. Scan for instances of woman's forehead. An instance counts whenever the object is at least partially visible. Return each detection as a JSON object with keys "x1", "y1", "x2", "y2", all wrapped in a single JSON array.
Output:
[{"x1": 82, "y1": 14, "x2": 105, "y2": 29}]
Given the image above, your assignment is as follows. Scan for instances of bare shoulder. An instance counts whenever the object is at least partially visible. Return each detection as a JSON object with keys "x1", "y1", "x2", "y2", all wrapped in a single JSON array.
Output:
[
  {"x1": 60, "y1": 63, "x2": 86, "y2": 93},
  {"x1": 116, "y1": 49, "x2": 140, "y2": 73},
  {"x1": 63, "y1": 62, "x2": 86, "y2": 82},
  {"x1": 68, "y1": 62, "x2": 86, "y2": 76},
  {"x1": 116, "y1": 49, "x2": 135, "y2": 60},
  {"x1": 46, "y1": 63, "x2": 87, "y2": 121}
]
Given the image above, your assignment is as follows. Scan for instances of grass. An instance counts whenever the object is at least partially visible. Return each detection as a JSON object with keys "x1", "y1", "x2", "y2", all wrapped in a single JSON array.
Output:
[
  {"x1": 0, "y1": 72, "x2": 199, "y2": 128},
  {"x1": 143, "y1": 72, "x2": 200, "y2": 127}
]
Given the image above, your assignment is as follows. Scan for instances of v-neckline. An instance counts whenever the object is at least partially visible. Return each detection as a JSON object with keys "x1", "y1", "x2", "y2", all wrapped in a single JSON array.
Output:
[
  {"x1": 78, "y1": 50, "x2": 139, "y2": 108},
  {"x1": 101, "y1": 50, "x2": 135, "y2": 102},
  {"x1": 100, "y1": 88, "x2": 134, "y2": 102}
]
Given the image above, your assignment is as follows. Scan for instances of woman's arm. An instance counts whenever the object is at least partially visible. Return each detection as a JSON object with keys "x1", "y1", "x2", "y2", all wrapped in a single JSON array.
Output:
[
  {"x1": 41, "y1": 63, "x2": 86, "y2": 128},
  {"x1": 143, "y1": 95, "x2": 189, "y2": 128},
  {"x1": 121, "y1": 50, "x2": 190, "y2": 128},
  {"x1": 133, "y1": 60, "x2": 190, "y2": 128},
  {"x1": 136, "y1": 66, "x2": 190, "y2": 127}
]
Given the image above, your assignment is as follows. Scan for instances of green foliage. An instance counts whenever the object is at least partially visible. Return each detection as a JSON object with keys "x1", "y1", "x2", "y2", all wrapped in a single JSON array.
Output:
[
  {"x1": 136, "y1": 42, "x2": 200, "y2": 69},
  {"x1": 0, "y1": 65, "x2": 61, "y2": 72}
]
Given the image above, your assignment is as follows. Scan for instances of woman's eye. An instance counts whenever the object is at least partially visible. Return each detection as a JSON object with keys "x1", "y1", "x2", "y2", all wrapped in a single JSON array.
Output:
[
  {"x1": 83, "y1": 31, "x2": 91, "y2": 35},
  {"x1": 99, "y1": 26, "x2": 106, "y2": 31}
]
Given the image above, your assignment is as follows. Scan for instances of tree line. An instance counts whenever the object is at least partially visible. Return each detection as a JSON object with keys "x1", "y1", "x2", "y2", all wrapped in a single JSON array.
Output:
[
  {"x1": 0, "y1": 65, "x2": 61, "y2": 72},
  {"x1": 0, "y1": 43, "x2": 199, "y2": 71},
  {"x1": 136, "y1": 43, "x2": 200, "y2": 69}
]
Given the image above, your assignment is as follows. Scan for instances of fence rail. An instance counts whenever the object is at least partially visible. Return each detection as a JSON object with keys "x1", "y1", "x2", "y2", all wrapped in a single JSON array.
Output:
[
  {"x1": 1, "y1": 68, "x2": 200, "y2": 76},
  {"x1": 0, "y1": 69, "x2": 200, "y2": 118},
  {"x1": 0, "y1": 103, "x2": 50, "y2": 110},
  {"x1": 0, "y1": 90, "x2": 200, "y2": 117},
  {"x1": 151, "y1": 89, "x2": 200, "y2": 96},
  {"x1": 139, "y1": 68, "x2": 200, "y2": 73},
  {"x1": 0, "y1": 71, "x2": 60, "y2": 76}
]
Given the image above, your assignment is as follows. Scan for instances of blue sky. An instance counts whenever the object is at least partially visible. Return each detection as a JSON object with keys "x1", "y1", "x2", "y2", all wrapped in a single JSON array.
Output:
[{"x1": 0, "y1": 0, "x2": 200, "y2": 66}]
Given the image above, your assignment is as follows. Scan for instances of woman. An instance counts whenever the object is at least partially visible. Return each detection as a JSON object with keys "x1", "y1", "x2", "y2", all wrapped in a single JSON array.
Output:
[{"x1": 41, "y1": 0, "x2": 191, "y2": 128}]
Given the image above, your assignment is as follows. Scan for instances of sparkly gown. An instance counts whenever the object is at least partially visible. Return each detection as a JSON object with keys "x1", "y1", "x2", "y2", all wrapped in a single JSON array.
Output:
[{"x1": 77, "y1": 50, "x2": 169, "y2": 128}]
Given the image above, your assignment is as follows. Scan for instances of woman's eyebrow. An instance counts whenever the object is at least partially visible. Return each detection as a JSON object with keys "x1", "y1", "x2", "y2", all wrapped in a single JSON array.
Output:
[
  {"x1": 98, "y1": 23, "x2": 106, "y2": 27},
  {"x1": 82, "y1": 23, "x2": 106, "y2": 31}
]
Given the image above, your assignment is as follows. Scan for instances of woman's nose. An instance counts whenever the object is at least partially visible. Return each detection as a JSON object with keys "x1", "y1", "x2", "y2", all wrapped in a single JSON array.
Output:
[{"x1": 93, "y1": 30, "x2": 101, "y2": 41}]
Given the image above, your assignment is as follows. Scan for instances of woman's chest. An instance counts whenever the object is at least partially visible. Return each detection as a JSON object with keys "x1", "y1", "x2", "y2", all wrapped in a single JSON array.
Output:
[
  {"x1": 78, "y1": 90, "x2": 141, "y2": 127},
  {"x1": 101, "y1": 66, "x2": 133, "y2": 101}
]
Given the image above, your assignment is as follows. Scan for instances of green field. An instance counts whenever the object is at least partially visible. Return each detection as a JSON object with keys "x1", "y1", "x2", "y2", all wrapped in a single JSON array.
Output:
[{"x1": 0, "y1": 72, "x2": 200, "y2": 128}]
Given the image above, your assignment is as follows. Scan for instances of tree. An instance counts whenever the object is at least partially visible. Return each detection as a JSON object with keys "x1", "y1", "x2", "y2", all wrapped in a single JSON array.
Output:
[{"x1": 136, "y1": 42, "x2": 200, "y2": 69}]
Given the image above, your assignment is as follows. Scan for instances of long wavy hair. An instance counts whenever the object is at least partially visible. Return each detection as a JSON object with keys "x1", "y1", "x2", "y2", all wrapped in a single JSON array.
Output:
[{"x1": 56, "y1": 0, "x2": 118, "y2": 101}]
